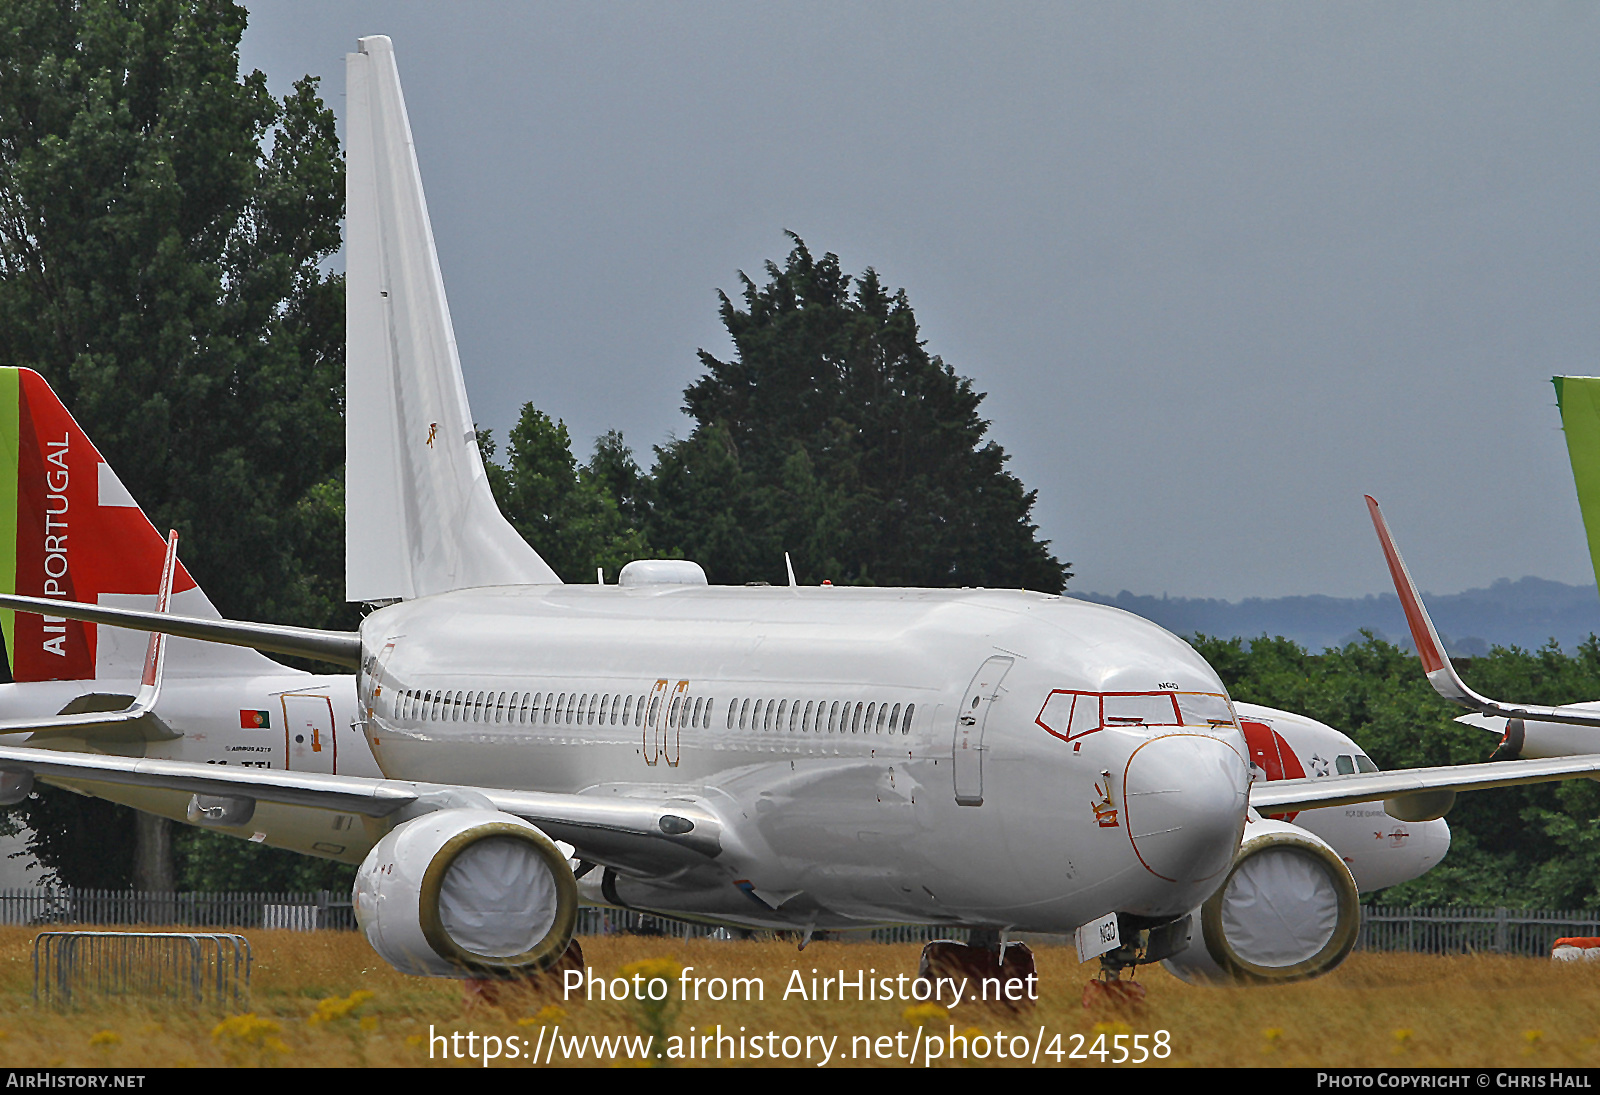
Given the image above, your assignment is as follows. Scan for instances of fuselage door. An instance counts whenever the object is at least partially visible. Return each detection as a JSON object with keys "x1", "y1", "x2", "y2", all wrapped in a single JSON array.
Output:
[
  {"x1": 952, "y1": 655, "x2": 1015, "y2": 806},
  {"x1": 283, "y1": 693, "x2": 338, "y2": 774},
  {"x1": 643, "y1": 679, "x2": 669, "y2": 766}
]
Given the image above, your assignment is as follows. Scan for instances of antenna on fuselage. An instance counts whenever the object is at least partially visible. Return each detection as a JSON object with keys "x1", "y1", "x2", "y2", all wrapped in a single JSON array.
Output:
[{"x1": 785, "y1": 552, "x2": 797, "y2": 587}]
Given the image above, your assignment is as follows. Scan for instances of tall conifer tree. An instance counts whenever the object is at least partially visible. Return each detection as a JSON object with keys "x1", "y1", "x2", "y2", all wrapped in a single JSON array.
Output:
[{"x1": 653, "y1": 235, "x2": 1069, "y2": 591}]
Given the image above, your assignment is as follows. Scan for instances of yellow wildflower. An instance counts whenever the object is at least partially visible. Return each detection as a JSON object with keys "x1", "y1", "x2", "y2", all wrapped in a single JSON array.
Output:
[
  {"x1": 1092, "y1": 1020, "x2": 1133, "y2": 1037},
  {"x1": 309, "y1": 989, "x2": 377, "y2": 1025},
  {"x1": 212, "y1": 1013, "x2": 283, "y2": 1046}
]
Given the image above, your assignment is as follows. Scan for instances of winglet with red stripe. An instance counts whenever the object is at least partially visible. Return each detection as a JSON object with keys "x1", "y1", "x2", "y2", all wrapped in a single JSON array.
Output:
[
  {"x1": 1366, "y1": 495, "x2": 1600, "y2": 729},
  {"x1": 135, "y1": 530, "x2": 178, "y2": 702},
  {"x1": 0, "y1": 529, "x2": 181, "y2": 740}
]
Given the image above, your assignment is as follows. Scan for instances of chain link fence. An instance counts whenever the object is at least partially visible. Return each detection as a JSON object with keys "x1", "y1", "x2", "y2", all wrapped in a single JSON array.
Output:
[
  {"x1": 1357, "y1": 906, "x2": 1600, "y2": 957},
  {"x1": 1, "y1": 890, "x2": 1593, "y2": 956}
]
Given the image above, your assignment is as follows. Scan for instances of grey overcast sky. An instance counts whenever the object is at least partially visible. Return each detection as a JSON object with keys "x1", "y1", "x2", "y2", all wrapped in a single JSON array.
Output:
[{"x1": 240, "y1": 2, "x2": 1600, "y2": 601}]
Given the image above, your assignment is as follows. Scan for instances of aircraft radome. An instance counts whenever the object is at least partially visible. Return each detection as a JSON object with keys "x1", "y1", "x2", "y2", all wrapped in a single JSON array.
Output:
[{"x1": 0, "y1": 37, "x2": 1597, "y2": 995}]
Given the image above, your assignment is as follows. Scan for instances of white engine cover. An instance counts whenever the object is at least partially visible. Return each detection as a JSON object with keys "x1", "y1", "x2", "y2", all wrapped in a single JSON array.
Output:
[
  {"x1": 1163, "y1": 816, "x2": 1360, "y2": 985},
  {"x1": 353, "y1": 808, "x2": 578, "y2": 978}
]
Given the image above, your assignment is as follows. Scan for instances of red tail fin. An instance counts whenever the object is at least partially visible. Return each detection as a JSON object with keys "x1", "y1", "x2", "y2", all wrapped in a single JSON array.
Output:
[{"x1": 0, "y1": 368, "x2": 196, "y2": 682}]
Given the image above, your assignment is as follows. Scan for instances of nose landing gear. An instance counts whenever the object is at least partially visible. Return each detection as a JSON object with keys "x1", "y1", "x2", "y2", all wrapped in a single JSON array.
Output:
[{"x1": 1082, "y1": 913, "x2": 1191, "y2": 1009}]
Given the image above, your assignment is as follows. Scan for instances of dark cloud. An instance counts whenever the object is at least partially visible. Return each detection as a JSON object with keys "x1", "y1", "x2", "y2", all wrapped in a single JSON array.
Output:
[{"x1": 242, "y1": 2, "x2": 1600, "y2": 599}]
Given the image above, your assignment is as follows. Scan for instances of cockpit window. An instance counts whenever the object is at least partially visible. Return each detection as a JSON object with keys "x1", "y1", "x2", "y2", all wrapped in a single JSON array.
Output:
[
  {"x1": 1037, "y1": 689, "x2": 1235, "y2": 742},
  {"x1": 1102, "y1": 693, "x2": 1179, "y2": 726},
  {"x1": 1177, "y1": 692, "x2": 1236, "y2": 727},
  {"x1": 1336, "y1": 754, "x2": 1355, "y2": 775},
  {"x1": 1356, "y1": 754, "x2": 1379, "y2": 774}
]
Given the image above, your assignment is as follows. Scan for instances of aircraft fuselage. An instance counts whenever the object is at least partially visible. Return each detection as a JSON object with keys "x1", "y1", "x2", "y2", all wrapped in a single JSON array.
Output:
[{"x1": 360, "y1": 584, "x2": 1252, "y2": 934}]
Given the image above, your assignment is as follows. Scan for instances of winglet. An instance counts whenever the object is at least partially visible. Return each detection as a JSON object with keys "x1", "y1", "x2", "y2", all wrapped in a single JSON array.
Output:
[
  {"x1": 1365, "y1": 495, "x2": 1600, "y2": 729},
  {"x1": 135, "y1": 530, "x2": 179, "y2": 703},
  {"x1": 0, "y1": 531, "x2": 182, "y2": 739},
  {"x1": 1365, "y1": 496, "x2": 1488, "y2": 708}
]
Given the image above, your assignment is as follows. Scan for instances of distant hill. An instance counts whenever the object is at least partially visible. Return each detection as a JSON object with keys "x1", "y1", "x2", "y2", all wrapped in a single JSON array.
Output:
[{"x1": 1070, "y1": 577, "x2": 1600, "y2": 656}]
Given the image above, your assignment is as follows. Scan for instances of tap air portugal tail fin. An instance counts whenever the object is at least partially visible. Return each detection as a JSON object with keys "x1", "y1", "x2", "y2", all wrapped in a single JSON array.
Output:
[
  {"x1": 1553, "y1": 376, "x2": 1600, "y2": 595},
  {"x1": 345, "y1": 35, "x2": 561, "y2": 602},
  {"x1": 0, "y1": 366, "x2": 291, "y2": 683}
]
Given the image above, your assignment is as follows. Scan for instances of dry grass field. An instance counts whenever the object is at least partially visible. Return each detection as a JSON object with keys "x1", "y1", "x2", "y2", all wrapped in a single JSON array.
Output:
[{"x1": 0, "y1": 927, "x2": 1596, "y2": 1067}]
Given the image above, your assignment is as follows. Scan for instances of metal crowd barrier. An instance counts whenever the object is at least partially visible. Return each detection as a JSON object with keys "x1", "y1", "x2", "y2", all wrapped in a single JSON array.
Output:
[{"x1": 33, "y1": 931, "x2": 252, "y2": 1009}]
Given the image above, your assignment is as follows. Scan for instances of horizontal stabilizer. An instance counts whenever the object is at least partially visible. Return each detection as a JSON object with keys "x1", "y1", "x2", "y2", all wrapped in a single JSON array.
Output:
[
  {"x1": 0, "y1": 593, "x2": 360, "y2": 669},
  {"x1": 345, "y1": 35, "x2": 561, "y2": 601}
]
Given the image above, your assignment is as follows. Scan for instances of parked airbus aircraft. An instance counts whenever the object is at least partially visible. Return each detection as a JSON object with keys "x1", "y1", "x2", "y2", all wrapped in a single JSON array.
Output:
[
  {"x1": 1233, "y1": 703, "x2": 1450, "y2": 894},
  {"x1": 0, "y1": 37, "x2": 1595, "y2": 994},
  {"x1": 0, "y1": 366, "x2": 379, "y2": 862}
]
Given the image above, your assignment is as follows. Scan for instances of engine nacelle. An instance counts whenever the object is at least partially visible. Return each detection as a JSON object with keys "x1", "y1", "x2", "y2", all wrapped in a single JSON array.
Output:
[
  {"x1": 354, "y1": 808, "x2": 578, "y2": 979},
  {"x1": 1162, "y1": 816, "x2": 1360, "y2": 985}
]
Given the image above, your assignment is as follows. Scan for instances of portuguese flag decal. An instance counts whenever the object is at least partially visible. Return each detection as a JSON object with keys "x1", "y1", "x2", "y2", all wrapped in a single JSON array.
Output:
[{"x1": 240, "y1": 709, "x2": 271, "y2": 729}]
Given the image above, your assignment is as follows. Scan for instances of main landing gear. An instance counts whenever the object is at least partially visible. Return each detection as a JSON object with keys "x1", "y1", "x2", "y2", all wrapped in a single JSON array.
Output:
[
  {"x1": 463, "y1": 938, "x2": 586, "y2": 1007},
  {"x1": 1082, "y1": 914, "x2": 1191, "y2": 1009},
  {"x1": 917, "y1": 931, "x2": 1037, "y2": 1010}
]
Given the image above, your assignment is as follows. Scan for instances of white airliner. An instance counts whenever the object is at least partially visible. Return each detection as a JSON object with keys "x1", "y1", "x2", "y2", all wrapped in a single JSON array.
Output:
[
  {"x1": 0, "y1": 366, "x2": 378, "y2": 861},
  {"x1": 0, "y1": 37, "x2": 1596, "y2": 992}
]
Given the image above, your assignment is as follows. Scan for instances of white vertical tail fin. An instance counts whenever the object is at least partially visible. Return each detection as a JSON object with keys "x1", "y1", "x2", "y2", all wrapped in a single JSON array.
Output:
[{"x1": 345, "y1": 35, "x2": 561, "y2": 601}]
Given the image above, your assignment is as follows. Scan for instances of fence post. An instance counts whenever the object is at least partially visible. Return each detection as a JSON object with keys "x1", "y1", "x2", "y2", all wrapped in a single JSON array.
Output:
[{"x1": 1495, "y1": 906, "x2": 1508, "y2": 953}]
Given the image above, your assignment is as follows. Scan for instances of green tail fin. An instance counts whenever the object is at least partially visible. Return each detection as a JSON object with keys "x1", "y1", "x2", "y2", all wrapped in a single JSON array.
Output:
[{"x1": 1553, "y1": 376, "x2": 1600, "y2": 593}]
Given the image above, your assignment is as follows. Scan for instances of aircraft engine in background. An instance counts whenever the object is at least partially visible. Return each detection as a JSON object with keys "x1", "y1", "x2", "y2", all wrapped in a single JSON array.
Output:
[
  {"x1": 1163, "y1": 816, "x2": 1360, "y2": 985},
  {"x1": 354, "y1": 809, "x2": 578, "y2": 979}
]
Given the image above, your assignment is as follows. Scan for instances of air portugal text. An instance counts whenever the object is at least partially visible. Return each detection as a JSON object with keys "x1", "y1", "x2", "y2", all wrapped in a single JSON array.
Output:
[{"x1": 40, "y1": 433, "x2": 69, "y2": 657}]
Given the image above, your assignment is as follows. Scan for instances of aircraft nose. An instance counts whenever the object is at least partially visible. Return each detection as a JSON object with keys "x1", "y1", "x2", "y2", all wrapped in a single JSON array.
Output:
[{"x1": 1123, "y1": 733, "x2": 1249, "y2": 884}]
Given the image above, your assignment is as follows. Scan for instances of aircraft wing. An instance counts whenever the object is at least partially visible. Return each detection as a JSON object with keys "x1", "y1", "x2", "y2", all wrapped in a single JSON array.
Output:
[
  {"x1": 1365, "y1": 495, "x2": 1600, "y2": 729},
  {"x1": 1250, "y1": 753, "x2": 1600, "y2": 814},
  {"x1": 0, "y1": 743, "x2": 722, "y2": 869},
  {"x1": 0, "y1": 592, "x2": 360, "y2": 669}
]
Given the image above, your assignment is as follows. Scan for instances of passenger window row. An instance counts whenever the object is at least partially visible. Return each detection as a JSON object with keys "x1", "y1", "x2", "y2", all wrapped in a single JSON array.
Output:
[
  {"x1": 386, "y1": 688, "x2": 914, "y2": 738},
  {"x1": 391, "y1": 688, "x2": 716, "y2": 730},
  {"x1": 724, "y1": 697, "x2": 915, "y2": 736}
]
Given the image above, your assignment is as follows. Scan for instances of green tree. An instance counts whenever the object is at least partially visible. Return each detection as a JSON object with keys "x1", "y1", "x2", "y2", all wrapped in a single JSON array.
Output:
[
  {"x1": 0, "y1": 0, "x2": 347, "y2": 630},
  {"x1": 0, "y1": 0, "x2": 349, "y2": 887},
  {"x1": 652, "y1": 235, "x2": 1069, "y2": 590},
  {"x1": 173, "y1": 828, "x2": 355, "y2": 893},
  {"x1": 480, "y1": 409, "x2": 651, "y2": 582}
]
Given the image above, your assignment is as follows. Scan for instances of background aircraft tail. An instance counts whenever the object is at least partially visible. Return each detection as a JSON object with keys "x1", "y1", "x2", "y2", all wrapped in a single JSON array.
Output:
[
  {"x1": 0, "y1": 367, "x2": 288, "y2": 682},
  {"x1": 1553, "y1": 376, "x2": 1600, "y2": 595},
  {"x1": 345, "y1": 35, "x2": 561, "y2": 602}
]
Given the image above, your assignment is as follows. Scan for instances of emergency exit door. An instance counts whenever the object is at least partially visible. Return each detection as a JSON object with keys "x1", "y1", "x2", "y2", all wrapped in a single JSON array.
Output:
[{"x1": 283, "y1": 694, "x2": 337, "y2": 774}]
